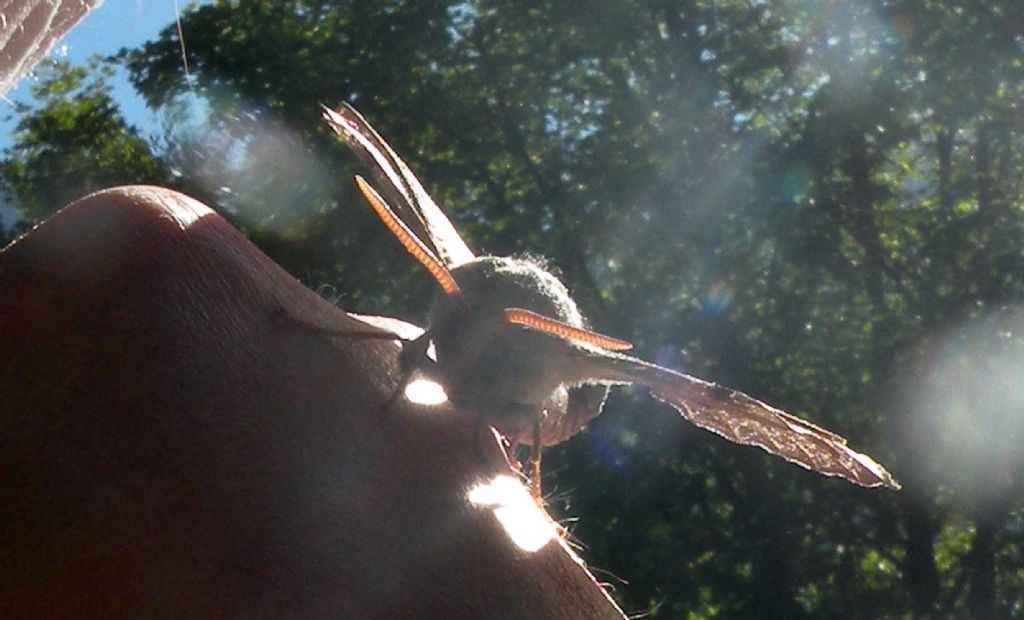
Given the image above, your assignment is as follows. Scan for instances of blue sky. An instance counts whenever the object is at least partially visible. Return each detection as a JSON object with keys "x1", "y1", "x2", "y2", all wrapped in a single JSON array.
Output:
[
  {"x1": 1, "y1": 1, "x2": 210, "y2": 228},
  {"x1": 1, "y1": 0, "x2": 207, "y2": 151}
]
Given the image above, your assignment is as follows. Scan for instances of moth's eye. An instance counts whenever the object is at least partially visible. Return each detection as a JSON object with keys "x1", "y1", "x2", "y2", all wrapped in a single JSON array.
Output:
[{"x1": 404, "y1": 379, "x2": 448, "y2": 405}]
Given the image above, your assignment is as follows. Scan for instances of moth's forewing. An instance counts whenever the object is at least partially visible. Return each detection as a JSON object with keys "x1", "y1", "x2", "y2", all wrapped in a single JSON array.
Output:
[
  {"x1": 322, "y1": 104, "x2": 475, "y2": 268},
  {"x1": 323, "y1": 105, "x2": 900, "y2": 490},
  {"x1": 575, "y1": 350, "x2": 900, "y2": 489},
  {"x1": 325, "y1": 104, "x2": 605, "y2": 448},
  {"x1": 322, "y1": 105, "x2": 431, "y2": 250}
]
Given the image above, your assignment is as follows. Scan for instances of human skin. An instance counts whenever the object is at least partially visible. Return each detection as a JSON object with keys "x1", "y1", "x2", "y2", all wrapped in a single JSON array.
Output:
[{"x1": 0, "y1": 185, "x2": 625, "y2": 619}]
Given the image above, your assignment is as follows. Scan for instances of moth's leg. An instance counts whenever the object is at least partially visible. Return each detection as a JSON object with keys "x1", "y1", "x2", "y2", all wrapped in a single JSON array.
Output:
[
  {"x1": 271, "y1": 308, "x2": 429, "y2": 414},
  {"x1": 271, "y1": 308, "x2": 407, "y2": 342},
  {"x1": 529, "y1": 414, "x2": 543, "y2": 502},
  {"x1": 475, "y1": 412, "x2": 509, "y2": 465},
  {"x1": 397, "y1": 331, "x2": 432, "y2": 373},
  {"x1": 377, "y1": 331, "x2": 432, "y2": 418}
]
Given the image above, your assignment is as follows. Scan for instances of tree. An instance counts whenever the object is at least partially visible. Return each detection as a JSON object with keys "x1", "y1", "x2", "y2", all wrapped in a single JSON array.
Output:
[
  {"x1": 0, "y1": 59, "x2": 168, "y2": 222},
  {"x1": 7, "y1": 0, "x2": 1024, "y2": 616}
]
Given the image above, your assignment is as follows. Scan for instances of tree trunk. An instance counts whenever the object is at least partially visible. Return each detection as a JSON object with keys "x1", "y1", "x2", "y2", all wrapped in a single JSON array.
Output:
[
  {"x1": 902, "y1": 493, "x2": 941, "y2": 618},
  {"x1": 966, "y1": 511, "x2": 1001, "y2": 620},
  {"x1": 936, "y1": 128, "x2": 954, "y2": 213}
]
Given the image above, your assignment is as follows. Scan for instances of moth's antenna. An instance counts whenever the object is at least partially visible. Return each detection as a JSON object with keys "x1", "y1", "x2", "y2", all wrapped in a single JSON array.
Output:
[
  {"x1": 354, "y1": 175, "x2": 462, "y2": 298},
  {"x1": 504, "y1": 308, "x2": 633, "y2": 351}
]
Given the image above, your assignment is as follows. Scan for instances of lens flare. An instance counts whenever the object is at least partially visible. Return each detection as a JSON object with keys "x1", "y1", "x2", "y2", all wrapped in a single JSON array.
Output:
[
  {"x1": 898, "y1": 308, "x2": 1024, "y2": 509},
  {"x1": 161, "y1": 89, "x2": 334, "y2": 233},
  {"x1": 701, "y1": 281, "x2": 734, "y2": 316}
]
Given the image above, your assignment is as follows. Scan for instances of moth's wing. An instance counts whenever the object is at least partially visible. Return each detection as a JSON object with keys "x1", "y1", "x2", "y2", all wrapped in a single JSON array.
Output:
[
  {"x1": 580, "y1": 350, "x2": 900, "y2": 489},
  {"x1": 538, "y1": 384, "x2": 609, "y2": 447},
  {"x1": 280, "y1": 309, "x2": 425, "y2": 345},
  {"x1": 322, "y1": 104, "x2": 475, "y2": 268},
  {"x1": 346, "y1": 312, "x2": 426, "y2": 342}
]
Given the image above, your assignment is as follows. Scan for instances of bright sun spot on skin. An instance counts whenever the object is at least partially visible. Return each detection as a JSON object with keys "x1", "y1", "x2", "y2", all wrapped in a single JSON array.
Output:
[
  {"x1": 467, "y1": 475, "x2": 556, "y2": 553},
  {"x1": 404, "y1": 379, "x2": 449, "y2": 405}
]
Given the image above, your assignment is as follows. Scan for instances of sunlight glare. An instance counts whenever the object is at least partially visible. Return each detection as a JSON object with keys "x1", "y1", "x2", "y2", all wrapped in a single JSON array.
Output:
[
  {"x1": 467, "y1": 475, "x2": 556, "y2": 553},
  {"x1": 404, "y1": 378, "x2": 448, "y2": 406}
]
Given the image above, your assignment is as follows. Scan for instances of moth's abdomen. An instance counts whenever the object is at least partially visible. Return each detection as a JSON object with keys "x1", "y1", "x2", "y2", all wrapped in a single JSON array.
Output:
[{"x1": 537, "y1": 384, "x2": 609, "y2": 447}]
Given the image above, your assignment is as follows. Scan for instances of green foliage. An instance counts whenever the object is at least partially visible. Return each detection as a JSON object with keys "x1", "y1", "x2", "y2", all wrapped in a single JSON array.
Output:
[
  {"x1": 5, "y1": 0, "x2": 1024, "y2": 616},
  {"x1": 0, "y1": 59, "x2": 168, "y2": 221}
]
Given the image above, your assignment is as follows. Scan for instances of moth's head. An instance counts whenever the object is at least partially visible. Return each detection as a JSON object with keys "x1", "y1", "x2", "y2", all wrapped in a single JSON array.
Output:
[
  {"x1": 423, "y1": 256, "x2": 586, "y2": 368},
  {"x1": 430, "y1": 255, "x2": 633, "y2": 356},
  {"x1": 436, "y1": 256, "x2": 584, "y2": 328}
]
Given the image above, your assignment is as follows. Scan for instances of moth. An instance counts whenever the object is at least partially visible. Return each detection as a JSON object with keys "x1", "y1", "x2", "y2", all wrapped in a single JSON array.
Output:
[{"x1": 322, "y1": 103, "x2": 899, "y2": 496}]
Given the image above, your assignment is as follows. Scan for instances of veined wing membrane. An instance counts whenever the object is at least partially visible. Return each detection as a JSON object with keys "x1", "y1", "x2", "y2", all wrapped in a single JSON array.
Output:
[
  {"x1": 587, "y1": 350, "x2": 900, "y2": 489},
  {"x1": 322, "y1": 104, "x2": 475, "y2": 268},
  {"x1": 501, "y1": 306, "x2": 898, "y2": 488}
]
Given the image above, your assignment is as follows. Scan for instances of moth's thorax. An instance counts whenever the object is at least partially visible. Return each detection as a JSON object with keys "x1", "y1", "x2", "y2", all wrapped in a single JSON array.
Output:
[
  {"x1": 439, "y1": 255, "x2": 582, "y2": 320},
  {"x1": 427, "y1": 256, "x2": 588, "y2": 434}
]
